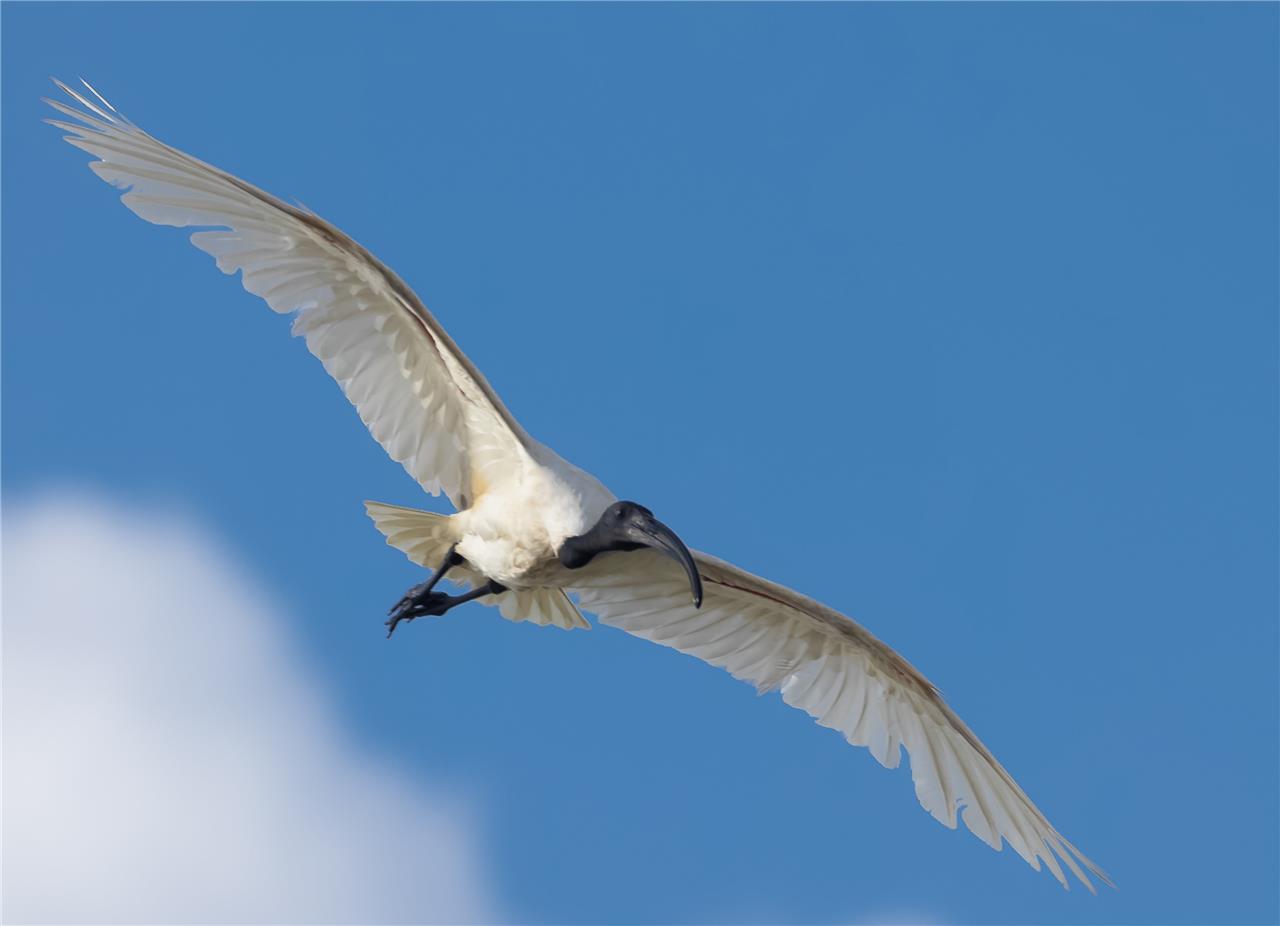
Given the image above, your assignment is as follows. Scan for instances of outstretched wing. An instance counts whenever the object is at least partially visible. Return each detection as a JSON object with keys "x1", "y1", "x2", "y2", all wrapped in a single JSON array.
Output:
[
  {"x1": 47, "y1": 79, "x2": 531, "y2": 510},
  {"x1": 570, "y1": 550, "x2": 1113, "y2": 892}
]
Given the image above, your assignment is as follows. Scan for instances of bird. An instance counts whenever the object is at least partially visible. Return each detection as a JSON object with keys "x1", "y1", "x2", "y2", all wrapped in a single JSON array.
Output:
[{"x1": 47, "y1": 77, "x2": 1113, "y2": 893}]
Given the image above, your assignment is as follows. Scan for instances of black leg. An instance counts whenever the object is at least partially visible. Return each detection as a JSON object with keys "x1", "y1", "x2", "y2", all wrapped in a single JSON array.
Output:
[
  {"x1": 388, "y1": 545, "x2": 462, "y2": 618},
  {"x1": 386, "y1": 574, "x2": 506, "y2": 639}
]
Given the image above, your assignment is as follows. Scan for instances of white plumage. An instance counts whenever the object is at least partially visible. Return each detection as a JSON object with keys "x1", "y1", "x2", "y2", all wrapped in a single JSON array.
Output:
[{"x1": 48, "y1": 79, "x2": 1112, "y2": 892}]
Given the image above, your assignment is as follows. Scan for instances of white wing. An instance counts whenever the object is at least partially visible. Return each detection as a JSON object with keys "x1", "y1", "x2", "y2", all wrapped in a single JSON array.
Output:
[
  {"x1": 46, "y1": 79, "x2": 531, "y2": 509},
  {"x1": 571, "y1": 550, "x2": 1113, "y2": 892}
]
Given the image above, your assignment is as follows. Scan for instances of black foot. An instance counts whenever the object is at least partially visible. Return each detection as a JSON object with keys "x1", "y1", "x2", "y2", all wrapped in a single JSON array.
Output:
[
  {"x1": 386, "y1": 591, "x2": 454, "y2": 638},
  {"x1": 386, "y1": 546, "x2": 465, "y2": 638},
  {"x1": 385, "y1": 579, "x2": 508, "y2": 639},
  {"x1": 388, "y1": 580, "x2": 436, "y2": 618}
]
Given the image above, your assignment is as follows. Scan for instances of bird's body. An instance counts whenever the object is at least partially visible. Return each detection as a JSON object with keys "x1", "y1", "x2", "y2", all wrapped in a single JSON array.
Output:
[
  {"x1": 49, "y1": 78, "x2": 1112, "y2": 892},
  {"x1": 451, "y1": 451, "x2": 610, "y2": 589}
]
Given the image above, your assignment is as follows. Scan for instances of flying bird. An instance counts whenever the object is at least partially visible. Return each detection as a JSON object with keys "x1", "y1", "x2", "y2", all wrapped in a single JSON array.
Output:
[{"x1": 47, "y1": 78, "x2": 1112, "y2": 892}]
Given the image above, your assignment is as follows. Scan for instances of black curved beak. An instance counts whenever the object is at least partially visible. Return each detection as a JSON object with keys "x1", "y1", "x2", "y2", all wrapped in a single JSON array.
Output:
[{"x1": 625, "y1": 513, "x2": 704, "y2": 609}]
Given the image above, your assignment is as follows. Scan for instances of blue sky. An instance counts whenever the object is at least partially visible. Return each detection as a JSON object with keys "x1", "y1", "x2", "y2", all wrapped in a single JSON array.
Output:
[{"x1": 3, "y1": 3, "x2": 1277, "y2": 924}]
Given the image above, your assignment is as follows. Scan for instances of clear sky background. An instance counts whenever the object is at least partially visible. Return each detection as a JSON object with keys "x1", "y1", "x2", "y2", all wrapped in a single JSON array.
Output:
[{"x1": 3, "y1": 4, "x2": 1277, "y2": 924}]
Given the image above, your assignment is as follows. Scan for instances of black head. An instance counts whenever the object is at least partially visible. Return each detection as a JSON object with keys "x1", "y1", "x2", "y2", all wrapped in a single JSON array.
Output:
[{"x1": 560, "y1": 501, "x2": 703, "y2": 608}]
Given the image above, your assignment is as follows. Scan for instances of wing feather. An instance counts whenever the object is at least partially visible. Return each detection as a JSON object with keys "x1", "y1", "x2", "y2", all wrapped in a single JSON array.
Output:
[
  {"x1": 48, "y1": 79, "x2": 532, "y2": 509},
  {"x1": 570, "y1": 550, "x2": 1113, "y2": 892}
]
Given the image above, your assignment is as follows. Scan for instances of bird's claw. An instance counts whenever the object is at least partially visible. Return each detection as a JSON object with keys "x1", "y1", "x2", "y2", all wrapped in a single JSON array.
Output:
[
  {"x1": 388, "y1": 580, "x2": 432, "y2": 616},
  {"x1": 385, "y1": 590, "x2": 454, "y2": 638}
]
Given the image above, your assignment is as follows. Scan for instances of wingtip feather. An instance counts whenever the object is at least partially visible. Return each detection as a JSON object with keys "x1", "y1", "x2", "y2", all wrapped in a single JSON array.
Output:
[{"x1": 80, "y1": 77, "x2": 118, "y2": 113}]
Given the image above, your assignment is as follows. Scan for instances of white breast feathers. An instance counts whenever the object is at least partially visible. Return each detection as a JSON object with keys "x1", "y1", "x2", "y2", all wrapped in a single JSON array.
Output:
[{"x1": 453, "y1": 459, "x2": 612, "y2": 587}]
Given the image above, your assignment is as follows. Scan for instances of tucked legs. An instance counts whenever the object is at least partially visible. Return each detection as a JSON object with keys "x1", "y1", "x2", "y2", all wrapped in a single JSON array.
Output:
[{"x1": 386, "y1": 546, "x2": 506, "y2": 638}]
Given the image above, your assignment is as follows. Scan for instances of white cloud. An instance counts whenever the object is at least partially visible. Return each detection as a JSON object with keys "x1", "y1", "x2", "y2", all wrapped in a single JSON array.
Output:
[{"x1": 2, "y1": 491, "x2": 505, "y2": 924}]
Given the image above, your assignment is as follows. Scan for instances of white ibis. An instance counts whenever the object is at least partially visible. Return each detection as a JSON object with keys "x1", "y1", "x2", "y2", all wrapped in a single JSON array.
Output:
[{"x1": 48, "y1": 79, "x2": 1112, "y2": 892}]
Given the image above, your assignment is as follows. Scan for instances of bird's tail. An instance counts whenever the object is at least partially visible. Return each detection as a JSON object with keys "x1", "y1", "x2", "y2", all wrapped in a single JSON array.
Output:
[
  {"x1": 363, "y1": 500, "x2": 589, "y2": 631},
  {"x1": 364, "y1": 500, "x2": 457, "y2": 568}
]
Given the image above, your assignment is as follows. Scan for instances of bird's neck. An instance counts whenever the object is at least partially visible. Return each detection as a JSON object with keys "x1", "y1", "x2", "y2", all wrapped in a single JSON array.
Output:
[{"x1": 558, "y1": 525, "x2": 642, "y2": 570}]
